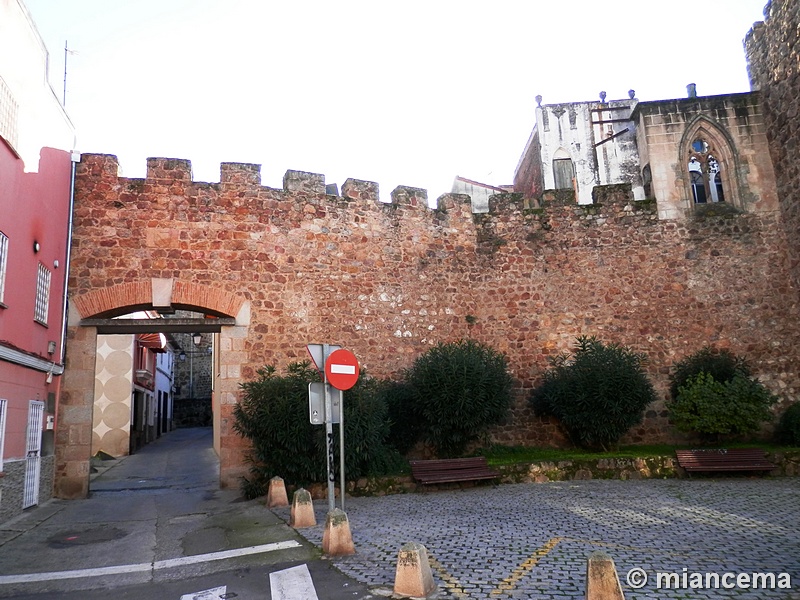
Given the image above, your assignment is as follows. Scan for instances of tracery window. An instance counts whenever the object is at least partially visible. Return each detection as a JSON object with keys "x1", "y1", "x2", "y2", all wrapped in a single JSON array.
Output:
[{"x1": 688, "y1": 139, "x2": 724, "y2": 204}]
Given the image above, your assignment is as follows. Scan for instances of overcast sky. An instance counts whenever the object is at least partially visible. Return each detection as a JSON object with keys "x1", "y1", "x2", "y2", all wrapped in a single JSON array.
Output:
[{"x1": 25, "y1": 0, "x2": 767, "y2": 202}]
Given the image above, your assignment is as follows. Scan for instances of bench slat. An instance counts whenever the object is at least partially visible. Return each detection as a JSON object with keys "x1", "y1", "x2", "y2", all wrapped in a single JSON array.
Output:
[
  {"x1": 410, "y1": 457, "x2": 499, "y2": 485},
  {"x1": 675, "y1": 448, "x2": 774, "y2": 473}
]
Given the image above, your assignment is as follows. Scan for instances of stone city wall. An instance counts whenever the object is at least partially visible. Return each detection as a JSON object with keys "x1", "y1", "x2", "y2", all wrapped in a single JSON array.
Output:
[
  {"x1": 746, "y1": 0, "x2": 800, "y2": 291},
  {"x1": 70, "y1": 155, "x2": 800, "y2": 448}
]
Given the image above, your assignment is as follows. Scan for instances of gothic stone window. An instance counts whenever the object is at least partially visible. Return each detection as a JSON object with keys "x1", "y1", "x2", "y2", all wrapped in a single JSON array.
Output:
[{"x1": 688, "y1": 139, "x2": 725, "y2": 204}]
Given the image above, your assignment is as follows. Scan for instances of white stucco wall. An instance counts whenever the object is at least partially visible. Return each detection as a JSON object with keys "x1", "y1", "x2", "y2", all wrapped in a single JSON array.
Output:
[
  {"x1": 0, "y1": 0, "x2": 75, "y2": 170},
  {"x1": 451, "y1": 177, "x2": 507, "y2": 213},
  {"x1": 155, "y1": 349, "x2": 174, "y2": 428},
  {"x1": 535, "y1": 98, "x2": 644, "y2": 204}
]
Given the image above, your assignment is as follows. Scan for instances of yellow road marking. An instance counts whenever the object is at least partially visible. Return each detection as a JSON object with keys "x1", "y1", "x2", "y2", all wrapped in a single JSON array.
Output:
[
  {"x1": 427, "y1": 535, "x2": 656, "y2": 598},
  {"x1": 490, "y1": 537, "x2": 563, "y2": 595},
  {"x1": 428, "y1": 553, "x2": 471, "y2": 600}
]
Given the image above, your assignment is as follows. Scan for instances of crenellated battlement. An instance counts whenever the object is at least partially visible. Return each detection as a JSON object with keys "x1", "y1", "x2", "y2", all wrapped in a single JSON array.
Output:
[
  {"x1": 77, "y1": 154, "x2": 661, "y2": 228},
  {"x1": 74, "y1": 152, "x2": 783, "y2": 294}
]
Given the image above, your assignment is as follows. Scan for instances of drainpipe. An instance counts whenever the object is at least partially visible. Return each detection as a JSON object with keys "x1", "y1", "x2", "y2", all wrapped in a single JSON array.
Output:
[{"x1": 59, "y1": 150, "x2": 81, "y2": 366}]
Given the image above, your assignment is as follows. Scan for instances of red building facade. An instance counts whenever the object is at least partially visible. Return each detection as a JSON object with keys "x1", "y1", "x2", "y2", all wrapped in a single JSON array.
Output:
[{"x1": 0, "y1": 0, "x2": 76, "y2": 524}]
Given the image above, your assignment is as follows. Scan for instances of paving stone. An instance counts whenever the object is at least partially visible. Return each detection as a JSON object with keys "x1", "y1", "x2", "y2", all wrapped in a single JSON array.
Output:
[{"x1": 275, "y1": 479, "x2": 800, "y2": 599}]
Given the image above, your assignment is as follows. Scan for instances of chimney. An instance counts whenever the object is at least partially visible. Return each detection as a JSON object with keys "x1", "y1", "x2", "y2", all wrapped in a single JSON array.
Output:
[{"x1": 687, "y1": 83, "x2": 697, "y2": 98}]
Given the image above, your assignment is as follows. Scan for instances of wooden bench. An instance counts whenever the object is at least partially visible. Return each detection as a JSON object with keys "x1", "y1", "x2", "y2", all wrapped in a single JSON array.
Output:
[
  {"x1": 409, "y1": 457, "x2": 500, "y2": 485},
  {"x1": 675, "y1": 448, "x2": 775, "y2": 474}
]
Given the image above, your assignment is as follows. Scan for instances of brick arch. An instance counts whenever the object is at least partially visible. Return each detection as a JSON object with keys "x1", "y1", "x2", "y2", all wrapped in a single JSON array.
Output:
[
  {"x1": 71, "y1": 279, "x2": 245, "y2": 319},
  {"x1": 56, "y1": 278, "x2": 250, "y2": 501}
]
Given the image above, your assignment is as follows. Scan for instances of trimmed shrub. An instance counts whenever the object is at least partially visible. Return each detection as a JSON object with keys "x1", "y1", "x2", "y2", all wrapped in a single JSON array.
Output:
[
  {"x1": 668, "y1": 372, "x2": 777, "y2": 442},
  {"x1": 337, "y1": 376, "x2": 406, "y2": 478},
  {"x1": 776, "y1": 403, "x2": 800, "y2": 446},
  {"x1": 405, "y1": 339, "x2": 514, "y2": 458},
  {"x1": 668, "y1": 348, "x2": 778, "y2": 443},
  {"x1": 669, "y1": 346, "x2": 750, "y2": 400},
  {"x1": 233, "y1": 361, "x2": 402, "y2": 499},
  {"x1": 381, "y1": 380, "x2": 422, "y2": 455},
  {"x1": 530, "y1": 336, "x2": 657, "y2": 450}
]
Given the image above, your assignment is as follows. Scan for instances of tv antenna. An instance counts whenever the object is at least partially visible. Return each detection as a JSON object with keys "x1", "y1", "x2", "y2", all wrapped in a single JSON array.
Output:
[{"x1": 63, "y1": 40, "x2": 77, "y2": 107}]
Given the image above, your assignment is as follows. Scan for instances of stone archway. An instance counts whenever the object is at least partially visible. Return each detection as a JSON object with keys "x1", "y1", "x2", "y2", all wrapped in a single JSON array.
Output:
[{"x1": 55, "y1": 278, "x2": 250, "y2": 499}]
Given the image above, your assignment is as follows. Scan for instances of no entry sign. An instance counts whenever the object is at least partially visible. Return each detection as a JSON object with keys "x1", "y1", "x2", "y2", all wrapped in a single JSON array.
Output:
[{"x1": 324, "y1": 349, "x2": 360, "y2": 390}]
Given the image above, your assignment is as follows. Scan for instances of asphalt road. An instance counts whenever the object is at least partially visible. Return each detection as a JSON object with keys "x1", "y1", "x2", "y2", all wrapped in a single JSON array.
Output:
[{"x1": 0, "y1": 428, "x2": 374, "y2": 600}]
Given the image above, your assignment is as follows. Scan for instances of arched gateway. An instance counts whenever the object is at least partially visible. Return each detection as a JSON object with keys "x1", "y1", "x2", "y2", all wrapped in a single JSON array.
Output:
[{"x1": 56, "y1": 279, "x2": 250, "y2": 499}]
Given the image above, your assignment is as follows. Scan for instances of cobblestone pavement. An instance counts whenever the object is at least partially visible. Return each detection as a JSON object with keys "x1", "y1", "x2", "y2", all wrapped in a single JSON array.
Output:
[{"x1": 274, "y1": 478, "x2": 800, "y2": 599}]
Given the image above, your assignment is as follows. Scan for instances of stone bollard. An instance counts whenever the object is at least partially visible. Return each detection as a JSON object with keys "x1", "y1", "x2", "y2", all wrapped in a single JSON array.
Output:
[
  {"x1": 585, "y1": 550, "x2": 626, "y2": 600},
  {"x1": 393, "y1": 542, "x2": 436, "y2": 598},
  {"x1": 290, "y1": 488, "x2": 316, "y2": 528},
  {"x1": 322, "y1": 508, "x2": 355, "y2": 556},
  {"x1": 266, "y1": 476, "x2": 289, "y2": 508}
]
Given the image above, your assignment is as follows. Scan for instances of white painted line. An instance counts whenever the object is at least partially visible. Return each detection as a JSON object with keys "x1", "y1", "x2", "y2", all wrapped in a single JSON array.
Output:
[
  {"x1": 181, "y1": 585, "x2": 227, "y2": 600},
  {"x1": 0, "y1": 563, "x2": 153, "y2": 584},
  {"x1": 155, "y1": 540, "x2": 302, "y2": 569},
  {"x1": 270, "y1": 564, "x2": 319, "y2": 600},
  {"x1": 330, "y1": 364, "x2": 356, "y2": 374},
  {"x1": 0, "y1": 540, "x2": 303, "y2": 585}
]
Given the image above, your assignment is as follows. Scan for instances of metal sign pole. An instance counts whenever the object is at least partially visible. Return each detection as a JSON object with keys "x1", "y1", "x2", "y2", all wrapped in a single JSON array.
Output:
[
  {"x1": 323, "y1": 344, "x2": 335, "y2": 513},
  {"x1": 339, "y1": 393, "x2": 345, "y2": 512}
]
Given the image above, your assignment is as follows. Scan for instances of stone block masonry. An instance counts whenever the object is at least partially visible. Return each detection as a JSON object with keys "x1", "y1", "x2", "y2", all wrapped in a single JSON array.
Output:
[
  {"x1": 68, "y1": 154, "x2": 800, "y2": 459},
  {"x1": 746, "y1": 0, "x2": 800, "y2": 292}
]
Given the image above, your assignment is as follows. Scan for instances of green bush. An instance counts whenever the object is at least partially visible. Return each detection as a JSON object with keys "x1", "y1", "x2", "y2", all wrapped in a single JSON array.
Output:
[
  {"x1": 337, "y1": 377, "x2": 406, "y2": 478},
  {"x1": 776, "y1": 403, "x2": 800, "y2": 446},
  {"x1": 233, "y1": 361, "x2": 402, "y2": 499},
  {"x1": 530, "y1": 336, "x2": 657, "y2": 450},
  {"x1": 381, "y1": 380, "x2": 422, "y2": 455},
  {"x1": 669, "y1": 346, "x2": 750, "y2": 400},
  {"x1": 405, "y1": 339, "x2": 514, "y2": 458},
  {"x1": 668, "y1": 372, "x2": 777, "y2": 443}
]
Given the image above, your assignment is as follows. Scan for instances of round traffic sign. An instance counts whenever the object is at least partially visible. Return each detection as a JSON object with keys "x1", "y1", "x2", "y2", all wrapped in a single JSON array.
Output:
[{"x1": 325, "y1": 349, "x2": 360, "y2": 390}]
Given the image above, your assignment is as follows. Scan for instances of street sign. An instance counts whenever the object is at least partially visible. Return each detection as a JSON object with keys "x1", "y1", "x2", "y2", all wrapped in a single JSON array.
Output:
[
  {"x1": 324, "y1": 349, "x2": 360, "y2": 390},
  {"x1": 308, "y1": 382, "x2": 341, "y2": 424},
  {"x1": 307, "y1": 343, "x2": 357, "y2": 512},
  {"x1": 306, "y1": 344, "x2": 340, "y2": 374}
]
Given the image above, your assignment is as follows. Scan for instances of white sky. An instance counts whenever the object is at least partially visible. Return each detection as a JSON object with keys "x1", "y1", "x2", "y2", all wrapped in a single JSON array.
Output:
[{"x1": 24, "y1": 0, "x2": 767, "y2": 202}]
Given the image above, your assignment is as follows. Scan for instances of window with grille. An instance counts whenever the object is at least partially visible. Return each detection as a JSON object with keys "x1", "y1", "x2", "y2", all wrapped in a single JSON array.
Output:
[
  {"x1": 0, "y1": 76, "x2": 20, "y2": 152},
  {"x1": 34, "y1": 263, "x2": 51, "y2": 325},
  {"x1": 0, "y1": 231, "x2": 7, "y2": 305},
  {"x1": 0, "y1": 398, "x2": 7, "y2": 471}
]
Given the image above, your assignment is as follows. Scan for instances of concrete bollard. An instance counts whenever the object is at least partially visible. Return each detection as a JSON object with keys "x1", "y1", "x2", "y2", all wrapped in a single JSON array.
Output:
[
  {"x1": 393, "y1": 542, "x2": 436, "y2": 598},
  {"x1": 266, "y1": 476, "x2": 289, "y2": 508},
  {"x1": 585, "y1": 550, "x2": 626, "y2": 600},
  {"x1": 322, "y1": 508, "x2": 355, "y2": 556},
  {"x1": 290, "y1": 488, "x2": 316, "y2": 528}
]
